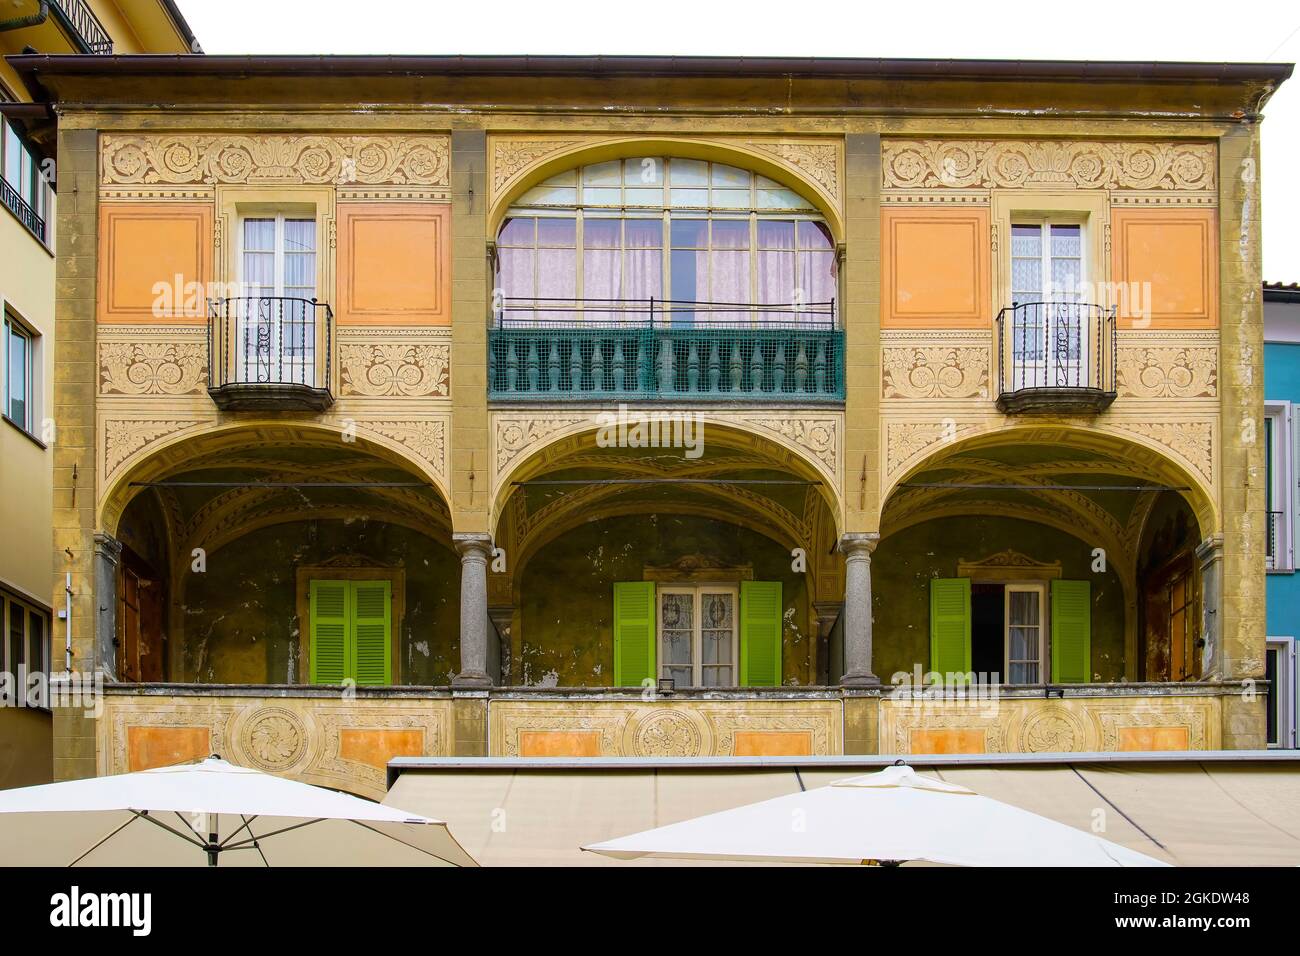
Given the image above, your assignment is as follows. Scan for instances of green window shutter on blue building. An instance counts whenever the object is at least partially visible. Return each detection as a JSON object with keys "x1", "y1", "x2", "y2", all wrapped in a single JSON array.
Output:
[
  {"x1": 1051, "y1": 580, "x2": 1091, "y2": 683},
  {"x1": 740, "y1": 581, "x2": 782, "y2": 687},
  {"x1": 613, "y1": 581, "x2": 656, "y2": 687},
  {"x1": 929, "y1": 578, "x2": 971, "y2": 679}
]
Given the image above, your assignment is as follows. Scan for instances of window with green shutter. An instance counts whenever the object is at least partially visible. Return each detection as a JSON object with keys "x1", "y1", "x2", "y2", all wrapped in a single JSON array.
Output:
[
  {"x1": 1050, "y1": 579, "x2": 1091, "y2": 683},
  {"x1": 740, "y1": 581, "x2": 782, "y2": 687},
  {"x1": 930, "y1": 578, "x2": 972, "y2": 680},
  {"x1": 613, "y1": 581, "x2": 656, "y2": 687},
  {"x1": 309, "y1": 579, "x2": 392, "y2": 686}
]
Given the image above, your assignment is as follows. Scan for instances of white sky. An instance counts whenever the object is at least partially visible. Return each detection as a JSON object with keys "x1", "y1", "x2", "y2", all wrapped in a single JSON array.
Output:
[{"x1": 176, "y1": 0, "x2": 1300, "y2": 279}]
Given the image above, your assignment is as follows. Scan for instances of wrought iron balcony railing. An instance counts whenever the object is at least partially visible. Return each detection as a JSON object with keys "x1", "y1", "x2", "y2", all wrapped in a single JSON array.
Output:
[
  {"x1": 50, "y1": 0, "x2": 113, "y2": 54},
  {"x1": 489, "y1": 298, "x2": 844, "y2": 402},
  {"x1": 207, "y1": 296, "x2": 334, "y2": 411},
  {"x1": 0, "y1": 175, "x2": 44, "y2": 243},
  {"x1": 995, "y1": 301, "x2": 1118, "y2": 414},
  {"x1": 1268, "y1": 510, "x2": 1284, "y2": 564}
]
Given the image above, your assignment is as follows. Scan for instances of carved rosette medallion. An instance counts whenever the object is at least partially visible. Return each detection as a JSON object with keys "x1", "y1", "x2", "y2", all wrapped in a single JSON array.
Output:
[
  {"x1": 238, "y1": 707, "x2": 309, "y2": 772},
  {"x1": 630, "y1": 711, "x2": 704, "y2": 757},
  {"x1": 101, "y1": 134, "x2": 450, "y2": 187},
  {"x1": 882, "y1": 140, "x2": 1216, "y2": 191},
  {"x1": 1020, "y1": 708, "x2": 1085, "y2": 753}
]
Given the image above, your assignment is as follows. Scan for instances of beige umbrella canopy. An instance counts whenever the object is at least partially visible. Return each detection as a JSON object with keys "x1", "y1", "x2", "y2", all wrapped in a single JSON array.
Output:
[
  {"x1": 584, "y1": 765, "x2": 1168, "y2": 867},
  {"x1": 0, "y1": 756, "x2": 477, "y2": 867}
]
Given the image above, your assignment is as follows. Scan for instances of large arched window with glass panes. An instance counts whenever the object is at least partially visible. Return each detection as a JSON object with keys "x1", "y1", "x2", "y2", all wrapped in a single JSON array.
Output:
[{"x1": 494, "y1": 157, "x2": 837, "y2": 327}]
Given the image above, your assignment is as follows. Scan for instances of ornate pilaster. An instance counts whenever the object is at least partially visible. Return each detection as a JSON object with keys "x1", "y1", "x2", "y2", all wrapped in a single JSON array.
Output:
[{"x1": 838, "y1": 533, "x2": 880, "y2": 687}]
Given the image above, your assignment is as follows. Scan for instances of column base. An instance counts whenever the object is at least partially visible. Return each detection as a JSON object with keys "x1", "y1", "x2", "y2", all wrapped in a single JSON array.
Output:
[
  {"x1": 452, "y1": 672, "x2": 493, "y2": 688},
  {"x1": 840, "y1": 671, "x2": 881, "y2": 688}
]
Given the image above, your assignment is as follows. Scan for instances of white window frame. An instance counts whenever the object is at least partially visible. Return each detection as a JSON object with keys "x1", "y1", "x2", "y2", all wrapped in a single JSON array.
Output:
[
  {"x1": 1266, "y1": 637, "x2": 1297, "y2": 749},
  {"x1": 1004, "y1": 581, "x2": 1047, "y2": 686},
  {"x1": 235, "y1": 212, "x2": 319, "y2": 381},
  {"x1": 1009, "y1": 218, "x2": 1090, "y2": 380},
  {"x1": 655, "y1": 583, "x2": 739, "y2": 687},
  {"x1": 1265, "y1": 401, "x2": 1295, "y2": 572},
  {"x1": 3, "y1": 590, "x2": 51, "y2": 691},
  {"x1": 3, "y1": 308, "x2": 36, "y2": 435}
]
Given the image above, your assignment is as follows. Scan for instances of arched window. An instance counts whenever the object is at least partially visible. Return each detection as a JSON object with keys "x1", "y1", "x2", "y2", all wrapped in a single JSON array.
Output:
[{"x1": 495, "y1": 157, "x2": 836, "y2": 327}]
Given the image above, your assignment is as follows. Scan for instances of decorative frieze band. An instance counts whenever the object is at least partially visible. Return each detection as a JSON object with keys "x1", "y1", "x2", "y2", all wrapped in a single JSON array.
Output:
[
  {"x1": 101, "y1": 134, "x2": 451, "y2": 187},
  {"x1": 99, "y1": 341, "x2": 207, "y2": 396},
  {"x1": 882, "y1": 331, "x2": 992, "y2": 400},
  {"x1": 339, "y1": 343, "x2": 450, "y2": 398},
  {"x1": 1116, "y1": 334, "x2": 1218, "y2": 399},
  {"x1": 882, "y1": 139, "x2": 1216, "y2": 191}
]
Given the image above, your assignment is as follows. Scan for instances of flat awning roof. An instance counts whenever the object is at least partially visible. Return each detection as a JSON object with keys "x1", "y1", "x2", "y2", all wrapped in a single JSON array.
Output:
[{"x1": 384, "y1": 752, "x2": 1300, "y2": 866}]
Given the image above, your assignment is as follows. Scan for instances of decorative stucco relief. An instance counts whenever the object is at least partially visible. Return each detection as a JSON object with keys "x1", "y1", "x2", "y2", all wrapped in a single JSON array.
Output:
[
  {"x1": 1108, "y1": 420, "x2": 1214, "y2": 485},
  {"x1": 495, "y1": 417, "x2": 587, "y2": 472},
  {"x1": 748, "y1": 140, "x2": 841, "y2": 201},
  {"x1": 882, "y1": 140, "x2": 1216, "y2": 191},
  {"x1": 339, "y1": 343, "x2": 450, "y2": 397},
  {"x1": 1116, "y1": 345, "x2": 1217, "y2": 398},
  {"x1": 361, "y1": 420, "x2": 447, "y2": 478},
  {"x1": 101, "y1": 134, "x2": 450, "y2": 187},
  {"x1": 883, "y1": 346, "x2": 990, "y2": 399},
  {"x1": 491, "y1": 139, "x2": 586, "y2": 193},
  {"x1": 99, "y1": 341, "x2": 207, "y2": 396},
  {"x1": 885, "y1": 420, "x2": 977, "y2": 479},
  {"x1": 104, "y1": 419, "x2": 202, "y2": 476},
  {"x1": 743, "y1": 416, "x2": 839, "y2": 473}
]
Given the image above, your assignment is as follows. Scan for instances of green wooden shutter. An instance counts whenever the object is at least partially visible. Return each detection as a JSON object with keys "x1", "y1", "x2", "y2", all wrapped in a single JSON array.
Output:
[
  {"x1": 740, "y1": 581, "x2": 782, "y2": 687},
  {"x1": 350, "y1": 580, "x2": 392, "y2": 686},
  {"x1": 309, "y1": 580, "x2": 349, "y2": 685},
  {"x1": 1051, "y1": 580, "x2": 1091, "y2": 683},
  {"x1": 613, "y1": 582, "x2": 656, "y2": 687},
  {"x1": 929, "y1": 578, "x2": 972, "y2": 679}
]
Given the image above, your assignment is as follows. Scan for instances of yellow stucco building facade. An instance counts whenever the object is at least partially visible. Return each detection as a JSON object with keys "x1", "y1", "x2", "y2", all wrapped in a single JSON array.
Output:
[
  {"x1": 0, "y1": 1, "x2": 195, "y2": 788},
  {"x1": 2, "y1": 52, "x2": 1289, "y2": 797}
]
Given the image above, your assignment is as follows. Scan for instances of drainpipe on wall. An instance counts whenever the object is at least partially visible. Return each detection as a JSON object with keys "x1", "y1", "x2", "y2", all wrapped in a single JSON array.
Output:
[{"x1": 0, "y1": 1, "x2": 50, "y2": 35}]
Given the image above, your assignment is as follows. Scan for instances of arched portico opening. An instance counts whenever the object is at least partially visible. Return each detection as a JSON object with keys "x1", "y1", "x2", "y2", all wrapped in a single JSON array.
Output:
[{"x1": 102, "y1": 424, "x2": 458, "y2": 686}]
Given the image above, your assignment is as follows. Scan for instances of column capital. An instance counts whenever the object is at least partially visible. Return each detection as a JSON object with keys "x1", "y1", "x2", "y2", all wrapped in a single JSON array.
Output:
[
  {"x1": 452, "y1": 532, "x2": 494, "y2": 560},
  {"x1": 838, "y1": 532, "x2": 880, "y2": 558},
  {"x1": 93, "y1": 532, "x2": 123, "y2": 561},
  {"x1": 1195, "y1": 533, "x2": 1225, "y2": 566}
]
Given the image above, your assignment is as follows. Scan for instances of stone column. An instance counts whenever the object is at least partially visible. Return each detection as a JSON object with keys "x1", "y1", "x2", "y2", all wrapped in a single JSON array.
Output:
[
  {"x1": 92, "y1": 532, "x2": 122, "y2": 680},
  {"x1": 839, "y1": 532, "x2": 880, "y2": 686},
  {"x1": 487, "y1": 605, "x2": 513, "y2": 685},
  {"x1": 453, "y1": 533, "x2": 493, "y2": 687},
  {"x1": 812, "y1": 601, "x2": 843, "y2": 686},
  {"x1": 1196, "y1": 534, "x2": 1224, "y2": 679}
]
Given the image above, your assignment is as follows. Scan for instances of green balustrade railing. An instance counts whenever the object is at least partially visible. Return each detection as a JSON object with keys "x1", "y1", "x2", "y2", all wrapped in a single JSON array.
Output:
[{"x1": 488, "y1": 301, "x2": 843, "y2": 402}]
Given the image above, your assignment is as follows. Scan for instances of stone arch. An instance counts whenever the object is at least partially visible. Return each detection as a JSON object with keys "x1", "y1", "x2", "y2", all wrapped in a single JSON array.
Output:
[
  {"x1": 488, "y1": 136, "x2": 845, "y2": 243},
  {"x1": 490, "y1": 415, "x2": 845, "y2": 541},
  {"x1": 881, "y1": 422, "x2": 1217, "y2": 538},
  {"x1": 100, "y1": 419, "x2": 452, "y2": 538}
]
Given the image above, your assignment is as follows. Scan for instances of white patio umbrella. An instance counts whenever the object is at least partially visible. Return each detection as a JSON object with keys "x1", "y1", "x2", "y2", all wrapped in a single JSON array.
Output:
[
  {"x1": 0, "y1": 756, "x2": 476, "y2": 867},
  {"x1": 583, "y1": 765, "x2": 1167, "y2": 867}
]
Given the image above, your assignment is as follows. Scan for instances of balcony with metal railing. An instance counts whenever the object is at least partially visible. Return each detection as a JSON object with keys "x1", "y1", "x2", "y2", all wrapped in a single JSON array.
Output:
[
  {"x1": 207, "y1": 296, "x2": 334, "y2": 411},
  {"x1": 488, "y1": 298, "x2": 844, "y2": 403},
  {"x1": 49, "y1": 0, "x2": 113, "y2": 54},
  {"x1": 995, "y1": 301, "x2": 1118, "y2": 414},
  {"x1": 0, "y1": 174, "x2": 43, "y2": 243}
]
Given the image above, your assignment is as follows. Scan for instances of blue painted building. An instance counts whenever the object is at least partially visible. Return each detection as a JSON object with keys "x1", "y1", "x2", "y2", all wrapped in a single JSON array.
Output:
[{"x1": 1265, "y1": 281, "x2": 1300, "y2": 747}]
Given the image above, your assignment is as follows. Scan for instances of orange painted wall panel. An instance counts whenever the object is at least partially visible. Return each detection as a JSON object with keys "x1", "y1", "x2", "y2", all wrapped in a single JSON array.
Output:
[
  {"x1": 1117, "y1": 726, "x2": 1191, "y2": 752},
  {"x1": 882, "y1": 207, "x2": 990, "y2": 328},
  {"x1": 732, "y1": 730, "x2": 814, "y2": 756},
  {"x1": 338, "y1": 728, "x2": 426, "y2": 770},
  {"x1": 1111, "y1": 208, "x2": 1218, "y2": 329},
  {"x1": 517, "y1": 730, "x2": 603, "y2": 757},
  {"x1": 336, "y1": 202, "x2": 451, "y2": 326},
  {"x1": 126, "y1": 725, "x2": 210, "y2": 771},
  {"x1": 907, "y1": 728, "x2": 987, "y2": 754},
  {"x1": 97, "y1": 204, "x2": 213, "y2": 324}
]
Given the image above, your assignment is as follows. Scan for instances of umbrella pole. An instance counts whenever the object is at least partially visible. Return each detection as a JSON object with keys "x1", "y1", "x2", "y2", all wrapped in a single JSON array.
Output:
[{"x1": 207, "y1": 815, "x2": 218, "y2": 866}]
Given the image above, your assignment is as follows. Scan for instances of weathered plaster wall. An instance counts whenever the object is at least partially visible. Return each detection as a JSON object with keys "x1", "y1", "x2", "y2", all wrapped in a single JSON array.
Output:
[
  {"x1": 873, "y1": 516, "x2": 1127, "y2": 682},
  {"x1": 180, "y1": 520, "x2": 460, "y2": 684},
  {"x1": 518, "y1": 515, "x2": 812, "y2": 686}
]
